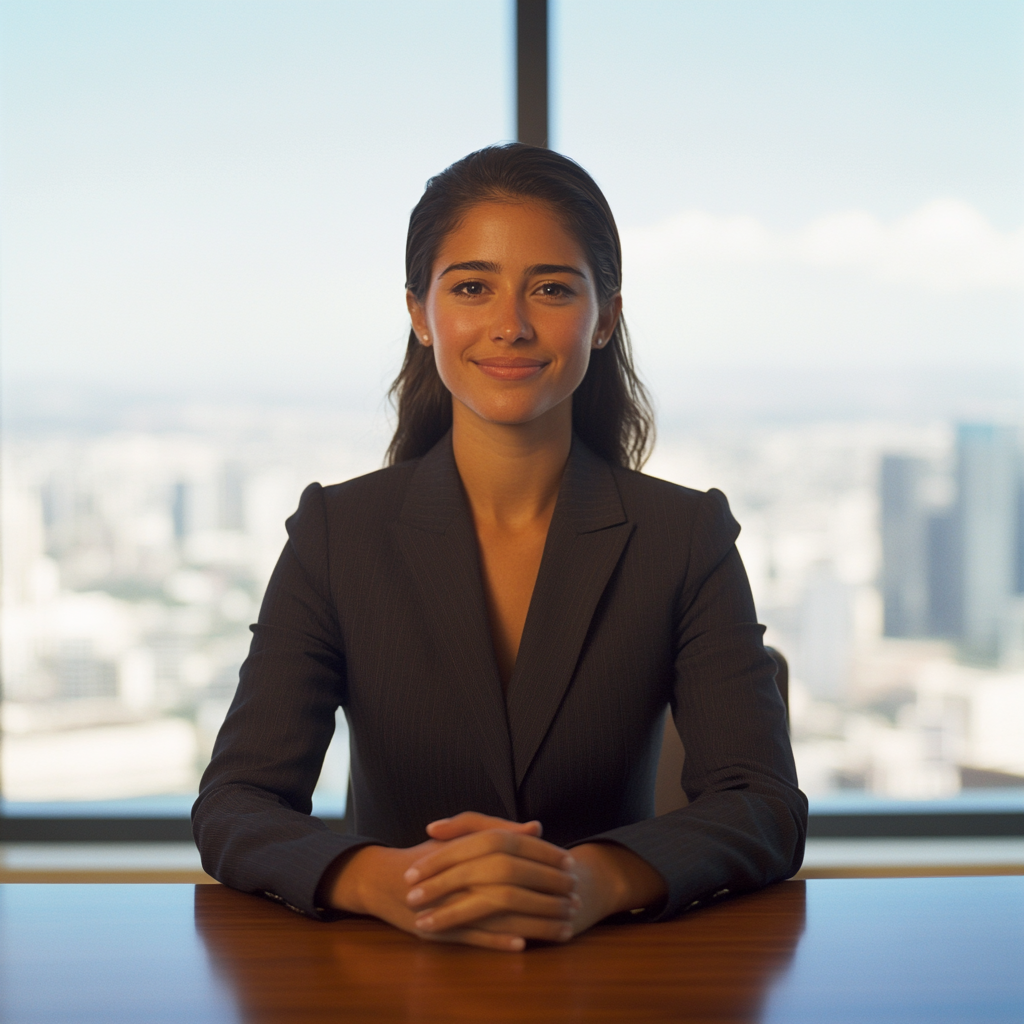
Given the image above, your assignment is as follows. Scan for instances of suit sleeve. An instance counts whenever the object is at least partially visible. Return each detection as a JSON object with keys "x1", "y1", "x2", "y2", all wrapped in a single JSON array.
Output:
[
  {"x1": 191, "y1": 482, "x2": 383, "y2": 919},
  {"x1": 574, "y1": 488, "x2": 808, "y2": 920}
]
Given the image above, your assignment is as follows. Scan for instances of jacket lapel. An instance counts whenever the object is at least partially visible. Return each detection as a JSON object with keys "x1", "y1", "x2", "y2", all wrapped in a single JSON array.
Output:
[
  {"x1": 391, "y1": 434, "x2": 518, "y2": 818},
  {"x1": 506, "y1": 440, "x2": 633, "y2": 789}
]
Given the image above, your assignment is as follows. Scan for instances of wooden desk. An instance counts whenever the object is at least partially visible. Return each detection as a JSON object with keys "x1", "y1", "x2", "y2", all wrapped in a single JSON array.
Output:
[{"x1": 1, "y1": 878, "x2": 1020, "y2": 1022}]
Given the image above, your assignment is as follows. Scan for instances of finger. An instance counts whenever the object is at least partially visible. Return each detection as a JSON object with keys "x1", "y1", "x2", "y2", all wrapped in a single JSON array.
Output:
[
  {"x1": 406, "y1": 831, "x2": 573, "y2": 884},
  {"x1": 421, "y1": 928, "x2": 527, "y2": 952},
  {"x1": 426, "y1": 813, "x2": 542, "y2": 841},
  {"x1": 413, "y1": 888, "x2": 577, "y2": 937},
  {"x1": 422, "y1": 910, "x2": 574, "y2": 945},
  {"x1": 408, "y1": 854, "x2": 578, "y2": 910},
  {"x1": 473, "y1": 914, "x2": 576, "y2": 943}
]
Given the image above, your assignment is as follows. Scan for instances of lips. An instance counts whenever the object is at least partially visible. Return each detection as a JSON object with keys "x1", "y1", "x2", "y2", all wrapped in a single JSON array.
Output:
[{"x1": 472, "y1": 357, "x2": 548, "y2": 381}]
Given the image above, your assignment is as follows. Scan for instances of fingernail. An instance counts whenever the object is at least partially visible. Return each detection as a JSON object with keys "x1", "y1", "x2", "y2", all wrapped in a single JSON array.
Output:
[
  {"x1": 570, "y1": 892, "x2": 582, "y2": 906},
  {"x1": 429, "y1": 818, "x2": 450, "y2": 826},
  {"x1": 509, "y1": 937, "x2": 525, "y2": 951},
  {"x1": 559, "y1": 925, "x2": 573, "y2": 941},
  {"x1": 561, "y1": 855, "x2": 575, "y2": 870},
  {"x1": 404, "y1": 868, "x2": 420, "y2": 884},
  {"x1": 415, "y1": 915, "x2": 435, "y2": 931},
  {"x1": 407, "y1": 887, "x2": 424, "y2": 904}
]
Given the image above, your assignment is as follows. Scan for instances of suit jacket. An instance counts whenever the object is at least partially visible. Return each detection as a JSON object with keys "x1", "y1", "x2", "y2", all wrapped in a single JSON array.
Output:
[{"x1": 192, "y1": 433, "x2": 807, "y2": 920}]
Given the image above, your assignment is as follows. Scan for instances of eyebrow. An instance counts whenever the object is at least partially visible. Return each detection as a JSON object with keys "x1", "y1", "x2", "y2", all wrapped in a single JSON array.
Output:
[
  {"x1": 438, "y1": 260, "x2": 500, "y2": 278},
  {"x1": 527, "y1": 263, "x2": 587, "y2": 279},
  {"x1": 437, "y1": 260, "x2": 588, "y2": 279}
]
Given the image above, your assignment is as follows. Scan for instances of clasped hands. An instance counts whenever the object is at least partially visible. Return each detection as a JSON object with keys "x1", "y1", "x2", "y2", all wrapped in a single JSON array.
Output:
[{"x1": 328, "y1": 811, "x2": 666, "y2": 952}]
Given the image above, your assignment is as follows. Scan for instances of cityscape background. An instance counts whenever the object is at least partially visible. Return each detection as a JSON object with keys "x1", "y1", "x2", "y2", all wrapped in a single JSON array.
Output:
[{"x1": 4, "y1": 397, "x2": 1024, "y2": 809}]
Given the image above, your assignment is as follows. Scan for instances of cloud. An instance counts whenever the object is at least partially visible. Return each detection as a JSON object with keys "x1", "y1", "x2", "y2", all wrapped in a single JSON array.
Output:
[{"x1": 623, "y1": 200, "x2": 1024, "y2": 291}]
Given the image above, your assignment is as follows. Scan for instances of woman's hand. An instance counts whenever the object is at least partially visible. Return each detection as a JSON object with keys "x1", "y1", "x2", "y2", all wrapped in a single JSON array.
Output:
[
  {"x1": 561, "y1": 842, "x2": 669, "y2": 935},
  {"x1": 328, "y1": 813, "x2": 575, "y2": 951},
  {"x1": 402, "y1": 812, "x2": 580, "y2": 949},
  {"x1": 328, "y1": 811, "x2": 667, "y2": 951},
  {"x1": 414, "y1": 815, "x2": 668, "y2": 940}
]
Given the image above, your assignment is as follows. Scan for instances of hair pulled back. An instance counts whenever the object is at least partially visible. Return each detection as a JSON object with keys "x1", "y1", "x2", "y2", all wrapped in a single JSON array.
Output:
[{"x1": 386, "y1": 143, "x2": 654, "y2": 470}]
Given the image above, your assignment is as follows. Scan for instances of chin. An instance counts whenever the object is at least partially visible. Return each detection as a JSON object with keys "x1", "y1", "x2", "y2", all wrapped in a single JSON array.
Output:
[
  {"x1": 453, "y1": 390, "x2": 572, "y2": 431},
  {"x1": 470, "y1": 401, "x2": 557, "y2": 428}
]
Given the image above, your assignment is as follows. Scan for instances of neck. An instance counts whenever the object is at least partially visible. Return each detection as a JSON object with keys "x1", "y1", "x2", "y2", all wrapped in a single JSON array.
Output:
[{"x1": 451, "y1": 400, "x2": 572, "y2": 530}]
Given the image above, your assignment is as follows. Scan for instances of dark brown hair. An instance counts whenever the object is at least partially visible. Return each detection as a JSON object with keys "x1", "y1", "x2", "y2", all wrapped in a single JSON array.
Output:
[{"x1": 386, "y1": 143, "x2": 654, "y2": 469}]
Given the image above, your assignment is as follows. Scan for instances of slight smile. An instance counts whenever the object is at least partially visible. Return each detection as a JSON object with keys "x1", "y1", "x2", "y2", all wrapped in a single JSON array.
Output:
[{"x1": 472, "y1": 357, "x2": 549, "y2": 381}]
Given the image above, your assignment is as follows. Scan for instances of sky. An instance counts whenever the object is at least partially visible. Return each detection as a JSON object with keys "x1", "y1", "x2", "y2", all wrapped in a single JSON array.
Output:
[
  {"x1": 1, "y1": 0, "x2": 1022, "y2": 427},
  {"x1": 554, "y1": 0, "x2": 1024, "y2": 413}
]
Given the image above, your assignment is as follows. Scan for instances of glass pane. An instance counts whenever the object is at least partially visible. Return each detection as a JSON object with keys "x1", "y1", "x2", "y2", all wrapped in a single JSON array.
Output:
[
  {"x1": 554, "y1": 0, "x2": 1024, "y2": 807},
  {"x1": 1, "y1": 0, "x2": 513, "y2": 815}
]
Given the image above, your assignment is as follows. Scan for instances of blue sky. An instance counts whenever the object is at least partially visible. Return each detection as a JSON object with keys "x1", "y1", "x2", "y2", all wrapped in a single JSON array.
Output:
[
  {"x1": 1, "y1": 0, "x2": 1021, "y2": 421},
  {"x1": 555, "y1": 0, "x2": 1024, "y2": 229}
]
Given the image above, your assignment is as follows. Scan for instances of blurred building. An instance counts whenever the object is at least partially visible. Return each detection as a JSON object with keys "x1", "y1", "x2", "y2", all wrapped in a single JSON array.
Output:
[
  {"x1": 956, "y1": 425, "x2": 1022, "y2": 664},
  {"x1": 880, "y1": 424, "x2": 1024, "y2": 666},
  {"x1": 880, "y1": 456, "x2": 930, "y2": 638}
]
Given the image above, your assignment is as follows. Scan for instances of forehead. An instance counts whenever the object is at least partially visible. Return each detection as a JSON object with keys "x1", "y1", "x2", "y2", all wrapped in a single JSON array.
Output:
[{"x1": 437, "y1": 200, "x2": 584, "y2": 260}]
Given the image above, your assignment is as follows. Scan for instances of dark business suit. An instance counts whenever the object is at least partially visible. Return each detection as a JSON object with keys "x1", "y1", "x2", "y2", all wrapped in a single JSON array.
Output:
[{"x1": 193, "y1": 433, "x2": 807, "y2": 920}]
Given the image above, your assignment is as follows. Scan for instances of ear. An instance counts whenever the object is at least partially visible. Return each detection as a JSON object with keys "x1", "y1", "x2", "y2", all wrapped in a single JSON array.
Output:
[
  {"x1": 406, "y1": 290, "x2": 431, "y2": 346},
  {"x1": 593, "y1": 293, "x2": 623, "y2": 349}
]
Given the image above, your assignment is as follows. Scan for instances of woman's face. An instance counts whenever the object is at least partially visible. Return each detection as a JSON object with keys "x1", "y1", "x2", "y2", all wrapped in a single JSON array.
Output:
[{"x1": 407, "y1": 200, "x2": 621, "y2": 433}]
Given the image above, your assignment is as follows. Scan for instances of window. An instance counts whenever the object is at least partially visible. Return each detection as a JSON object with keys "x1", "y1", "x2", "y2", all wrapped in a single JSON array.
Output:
[
  {"x1": 1, "y1": 0, "x2": 513, "y2": 822},
  {"x1": 3, "y1": 0, "x2": 1022, "y2": 837},
  {"x1": 554, "y1": 0, "x2": 1024, "y2": 812}
]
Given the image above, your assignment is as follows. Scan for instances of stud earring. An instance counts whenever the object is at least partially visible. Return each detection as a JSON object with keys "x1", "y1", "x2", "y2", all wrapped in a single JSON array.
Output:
[{"x1": 422, "y1": 333, "x2": 429, "y2": 342}]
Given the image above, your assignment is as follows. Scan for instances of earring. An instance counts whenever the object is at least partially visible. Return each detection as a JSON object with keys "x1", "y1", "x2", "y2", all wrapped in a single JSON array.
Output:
[
  {"x1": 595, "y1": 338, "x2": 603, "y2": 347},
  {"x1": 422, "y1": 333, "x2": 429, "y2": 342}
]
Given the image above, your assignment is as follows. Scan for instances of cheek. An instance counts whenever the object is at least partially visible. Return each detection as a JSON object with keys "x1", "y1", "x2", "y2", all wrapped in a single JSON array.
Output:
[
  {"x1": 425, "y1": 303, "x2": 480, "y2": 357},
  {"x1": 563, "y1": 342, "x2": 593, "y2": 392},
  {"x1": 558, "y1": 314, "x2": 598, "y2": 370}
]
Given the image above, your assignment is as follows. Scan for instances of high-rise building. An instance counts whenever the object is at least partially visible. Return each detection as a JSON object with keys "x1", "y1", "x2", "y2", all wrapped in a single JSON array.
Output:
[
  {"x1": 955, "y1": 424, "x2": 1021, "y2": 664},
  {"x1": 927, "y1": 508, "x2": 962, "y2": 638},
  {"x1": 880, "y1": 426, "x2": 1023, "y2": 662},
  {"x1": 880, "y1": 456, "x2": 930, "y2": 637}
]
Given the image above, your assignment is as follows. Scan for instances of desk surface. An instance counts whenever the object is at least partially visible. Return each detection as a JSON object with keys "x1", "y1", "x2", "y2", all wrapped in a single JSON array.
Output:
[{"x1": 1, "y1": 877, "x2": 1021, "y2": 1023}]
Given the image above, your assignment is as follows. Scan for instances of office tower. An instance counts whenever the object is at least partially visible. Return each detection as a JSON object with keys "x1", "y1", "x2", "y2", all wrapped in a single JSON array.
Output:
[
  {"x1": 880, "y1": 456, "x2": 930, "y2": 637},
  {"x1": 927, "y1": 508, "x2": 962, "y2": 637},
  {"x1": 955, "y1": 424, "x2": 1020, "y2": 664}
]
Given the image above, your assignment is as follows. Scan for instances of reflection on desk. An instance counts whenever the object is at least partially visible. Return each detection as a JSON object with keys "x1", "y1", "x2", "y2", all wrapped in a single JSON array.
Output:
[
  {"x1": 0, "y1": 877, "x2": 1021, "y2": 1022},
  {"x1": 197, "y1": 881, "x2": 804, "y2": 1023}
]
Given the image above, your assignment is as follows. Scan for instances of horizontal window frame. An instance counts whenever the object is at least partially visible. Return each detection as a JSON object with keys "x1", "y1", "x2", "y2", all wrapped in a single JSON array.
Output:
[{"x1": 1, "y1": 811, "x2": 1022, "y2": 843}]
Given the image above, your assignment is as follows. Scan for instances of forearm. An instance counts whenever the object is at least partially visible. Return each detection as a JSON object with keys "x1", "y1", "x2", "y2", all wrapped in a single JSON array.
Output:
[
  {"x1": 327, "y1": 845, "x2": 404, "y2": 915},
  {"x1": 581, "y1": 788, "x2": 806, "y2": 920},
  {"x1": 569, "y1": 842, "x2": 668, "y2": 923}
]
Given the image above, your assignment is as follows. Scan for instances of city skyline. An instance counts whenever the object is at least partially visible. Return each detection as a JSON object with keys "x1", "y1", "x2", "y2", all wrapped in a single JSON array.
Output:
[{"x1": 5, "y1": 409, "x2": 1024, "y2": 808}]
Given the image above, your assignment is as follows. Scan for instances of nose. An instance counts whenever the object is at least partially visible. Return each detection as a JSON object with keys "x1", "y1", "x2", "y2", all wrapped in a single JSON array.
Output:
[{"x1": 490, "y1": 289, "x2": 533, "y2": 345}]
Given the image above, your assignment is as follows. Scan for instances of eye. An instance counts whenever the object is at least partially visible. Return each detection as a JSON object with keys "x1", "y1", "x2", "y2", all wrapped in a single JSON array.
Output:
[
  {"x1": 536, "y1": 282, "x2": 573, "y2": 298},
  {"x1": 452, "y1": 280, "x2": 486, "y2": 296}
]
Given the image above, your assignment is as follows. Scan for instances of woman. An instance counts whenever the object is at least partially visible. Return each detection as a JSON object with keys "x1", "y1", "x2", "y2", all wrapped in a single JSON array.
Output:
[{"x1": 193, "y1": 144, "x2": 806, "y2": 952}]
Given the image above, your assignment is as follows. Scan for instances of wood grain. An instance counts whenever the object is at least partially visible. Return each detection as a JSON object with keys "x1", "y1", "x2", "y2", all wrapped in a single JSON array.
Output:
[
  {"x1": 2, "y1": 878, "x2": 1021, "y2": 1023},
  {"x1": 196, "y1": 882, "x2": 806, "y2": 1023}
]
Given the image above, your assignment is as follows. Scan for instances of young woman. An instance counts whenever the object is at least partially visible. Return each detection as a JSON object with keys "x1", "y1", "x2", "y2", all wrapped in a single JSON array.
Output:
[{"x1": 193, "y1": 144, "x2": 806, "y2": 952}]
